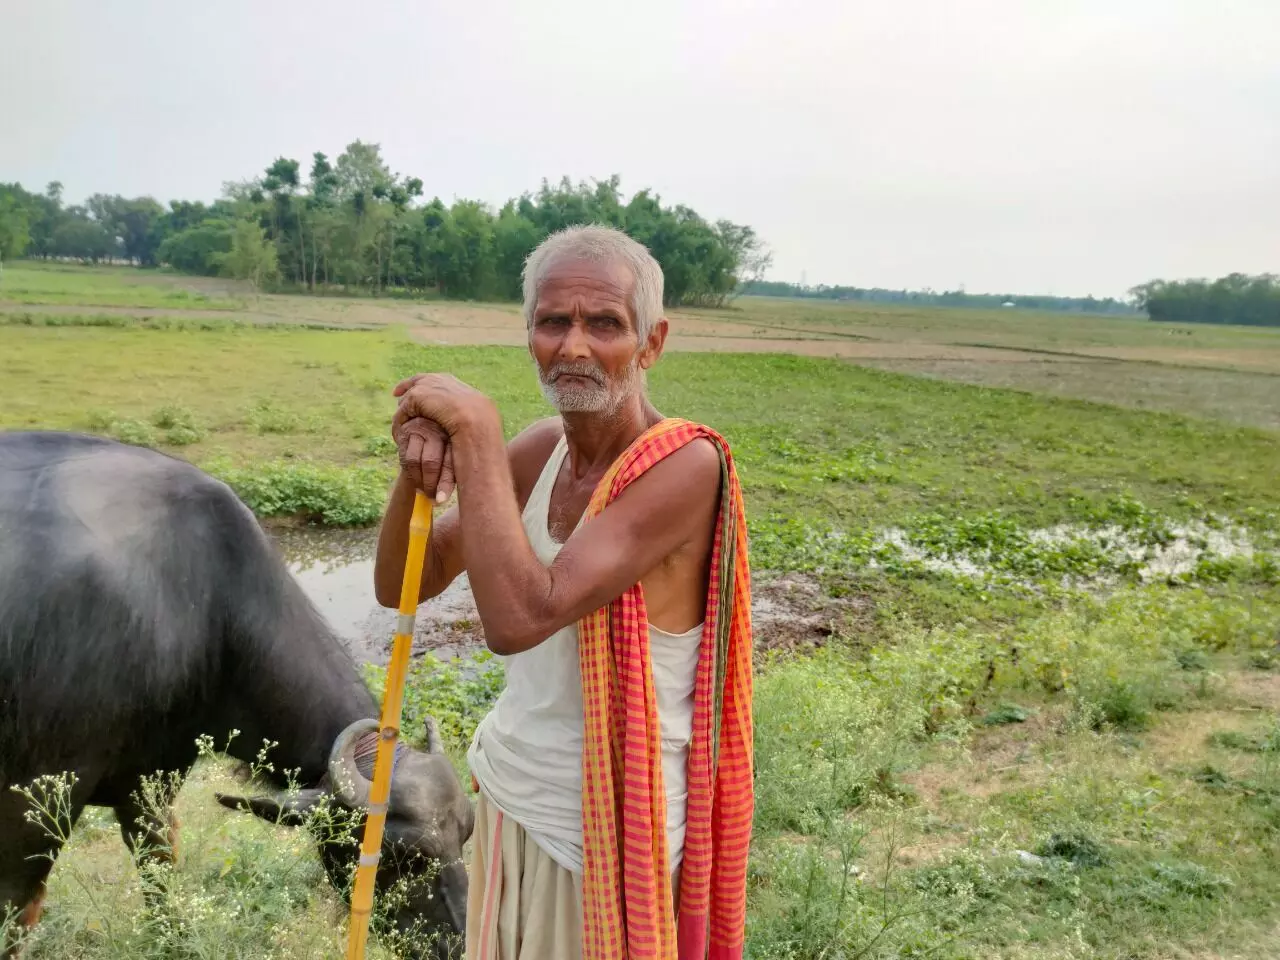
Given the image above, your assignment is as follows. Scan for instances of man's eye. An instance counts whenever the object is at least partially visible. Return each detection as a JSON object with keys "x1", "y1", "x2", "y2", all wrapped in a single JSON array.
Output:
[
  {"x1": 589, "y1": 316, "x2": 620, "y2": 328},
  {"x1": 537, "y1": 316, "x2": 569, "y2": 326}
]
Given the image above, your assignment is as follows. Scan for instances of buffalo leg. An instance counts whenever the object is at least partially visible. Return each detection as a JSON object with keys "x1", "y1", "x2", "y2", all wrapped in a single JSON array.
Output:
[
  {"x1": 114, "y1": 776, "x2": 181, "y2": 913},
  {"x1": 1, "y1": 884, "x2": 44, "y2": 960},
  {"x1": 0, "y1": 789, "x2": 72, "y2": 958},
  {"x1": 114, "y1": 792, "x2": 180, "y2": 867}
]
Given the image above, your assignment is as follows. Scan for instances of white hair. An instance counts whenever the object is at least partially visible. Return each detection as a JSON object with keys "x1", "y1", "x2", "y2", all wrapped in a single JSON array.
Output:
[{"x1": 521, "y1": 224, "x2": 664, "y2": 341}]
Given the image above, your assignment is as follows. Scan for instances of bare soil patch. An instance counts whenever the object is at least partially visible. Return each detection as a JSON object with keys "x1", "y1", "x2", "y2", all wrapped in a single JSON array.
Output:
[
  {"x1": 1082, "y1": 346, "x2": 1280, "y2": 375},
  {"x1": 750, "y1": 573, "x2": 872, "y2": 654},
  {"x1": 1226, "y1": 670, "x2": 1280, "y2": 712}
]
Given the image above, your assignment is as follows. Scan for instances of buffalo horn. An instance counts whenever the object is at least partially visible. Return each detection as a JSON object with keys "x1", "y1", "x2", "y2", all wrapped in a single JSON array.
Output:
[{"x1": 328, "y1": 718, "x2": 379, "y2": 808}]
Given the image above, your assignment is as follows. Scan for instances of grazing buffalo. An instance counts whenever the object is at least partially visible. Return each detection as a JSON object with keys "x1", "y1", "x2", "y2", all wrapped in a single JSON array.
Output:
[{"x1": 0, "y1": 431, "x2": 473, "y2": 958}]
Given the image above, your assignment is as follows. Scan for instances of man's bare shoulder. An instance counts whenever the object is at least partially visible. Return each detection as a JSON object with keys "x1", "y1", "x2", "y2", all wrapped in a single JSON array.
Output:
[
  {"x1": 616, "y1": 435, "x2": 722, "y2": 518},
  {"x1": 507, "y1": 417, "x2": 564, "y2": 501},
  {"x1": 665, "y1": 435, "x2": 722, "y2": 485}
]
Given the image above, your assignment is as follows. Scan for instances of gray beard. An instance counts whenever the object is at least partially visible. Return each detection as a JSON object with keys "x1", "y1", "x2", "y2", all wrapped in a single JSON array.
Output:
[{"x1": 536, "y1": 359, "x2": 644, "y2": 415}]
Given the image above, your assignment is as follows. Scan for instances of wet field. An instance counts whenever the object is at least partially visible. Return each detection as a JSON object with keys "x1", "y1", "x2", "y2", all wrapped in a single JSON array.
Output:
[{"x1": 268, "y1": 524, "x2": 483, "y2": 666}]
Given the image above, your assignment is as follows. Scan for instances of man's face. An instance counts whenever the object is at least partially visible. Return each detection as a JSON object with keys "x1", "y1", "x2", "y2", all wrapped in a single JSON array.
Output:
[{"x1": 529, "y1": 257, "x2": 662, "y2": 415}]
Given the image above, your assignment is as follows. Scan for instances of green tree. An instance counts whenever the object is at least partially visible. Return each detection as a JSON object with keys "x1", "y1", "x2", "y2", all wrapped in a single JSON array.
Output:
[
  {"x1": 217, "y1": 218, "x2": 280, "y2": 291},
  {"x1": 52, "y1": 207, "x2": 118, "y2": 262},
  {"x1": 263, "y1": 157, "x2": 303, "y2": 285},
  {"x1": 157, "y1": 220, "x2": 235, "y2": 275},
  {"x1": 85, "y1": 195, "x2": 165, "y2": 265},
  {"x1": 492, "y1": 201, "x2": 544, "y2": 299},
  {"x1": 1131, "y1": 274, "x2": 1280, "y2": 327},
  {"x1": 0, "y1": 189, "x2": 32, "y2": 280},
  {"x1": 0, "y1": 159, "x2": 777, "y2": 310},
  {"x1": 23, "y1": 182, "x2": 64, "y2": 260},
  {"x1": 334, "y1": 140, "x2": 393, "y2": 202}
]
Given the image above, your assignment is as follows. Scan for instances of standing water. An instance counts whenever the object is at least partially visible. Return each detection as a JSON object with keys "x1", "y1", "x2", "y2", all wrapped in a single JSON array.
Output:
[{"x1": 266, "y1": 524, "x2": 483, "y2": 667}]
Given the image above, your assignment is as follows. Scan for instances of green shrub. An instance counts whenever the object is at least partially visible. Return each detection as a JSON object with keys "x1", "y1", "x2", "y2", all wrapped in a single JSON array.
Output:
[
  {"x1": 1076, "y1": 677, "x2": 1157, "y2": 731},
  {"x1": 110, "y1": 418, "x2": 158, "y2": 447},
  {"x1": 1249, "y1": 650, "x2": 1279, "y2": 671},
  {"x1": 82, "y1": 407, "x2": 210, "y2": 448},
  {"x1": 365, "y1": 434, "x2": 397, "y2": 457},
  {"x1": 753, "y1": 626, "x2": 992, "y2": 835},
  {"x1": 151, "y1": 404, "x2": 205, "y2": 445},
  {"x1": 207, "y1": 459, "x2": 392, "y2": 525},
  {"x1": 362, "y1": 652, "x2": 505, "y2": 759},
  {"x1": 247, "y1": 399, "x2": 306, "y2": 435},
  {"x1": 1036, "y1": 829, "x2": 1110, "y2": 867},
  {"x1": 981, "y1": 703, "x2": 1033, "y2": 726}
]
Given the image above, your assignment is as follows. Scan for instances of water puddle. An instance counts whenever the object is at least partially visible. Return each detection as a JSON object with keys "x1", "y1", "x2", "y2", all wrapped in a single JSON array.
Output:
[{"x1": 267, "y1": 524, "x2": 482, "y2": 666}]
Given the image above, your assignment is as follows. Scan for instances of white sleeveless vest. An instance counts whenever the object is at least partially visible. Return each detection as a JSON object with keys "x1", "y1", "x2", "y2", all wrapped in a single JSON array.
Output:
[{"x1": 466, "y1": 435, "x2": 702, "y2": 874}]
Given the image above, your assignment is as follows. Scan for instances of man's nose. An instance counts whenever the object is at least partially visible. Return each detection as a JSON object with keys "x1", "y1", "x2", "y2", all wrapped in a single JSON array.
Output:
[{"x1": 558, "y1": 318, "x2": 592, "y2": 360}]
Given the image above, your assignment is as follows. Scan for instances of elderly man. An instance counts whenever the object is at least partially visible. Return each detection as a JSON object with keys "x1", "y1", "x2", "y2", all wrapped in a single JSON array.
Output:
[{"x1": 373, "y1": 225, "x2": 753, "y2": 960}]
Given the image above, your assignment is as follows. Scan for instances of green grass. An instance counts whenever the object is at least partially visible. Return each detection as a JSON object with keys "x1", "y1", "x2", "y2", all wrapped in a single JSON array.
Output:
[
  {"x1": 10, "y1": 261, "x2": 1280, "y2": 428},
  {"x1": 0, "y1": 262, "x2": 244, "y2": 310},
  {"x1": 4, "y1": 323, "x2": 1278, "y2": 537},
  {"x1": 0, "y1": 323, "x2": 397, "y2": 463}
]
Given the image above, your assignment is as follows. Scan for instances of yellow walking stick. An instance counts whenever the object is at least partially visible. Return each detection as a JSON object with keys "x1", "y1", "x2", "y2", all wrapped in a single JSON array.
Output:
[{"x1": 346, "y1": 489, "x2": 433, "y2": 960}]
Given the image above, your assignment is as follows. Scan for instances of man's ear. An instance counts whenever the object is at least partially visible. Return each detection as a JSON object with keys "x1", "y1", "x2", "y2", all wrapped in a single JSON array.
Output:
[
  {"x1": 640, "y1": 317, "x2": 669, "y2": 370},
  {"x1": 215, "y1": 788, "x2": 327, "y2": 827}
]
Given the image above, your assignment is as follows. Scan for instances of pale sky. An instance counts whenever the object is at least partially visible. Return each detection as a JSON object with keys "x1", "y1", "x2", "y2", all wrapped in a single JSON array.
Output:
[{"x1": 3, "y1": 0, "x2": 1277, "y2": 298}]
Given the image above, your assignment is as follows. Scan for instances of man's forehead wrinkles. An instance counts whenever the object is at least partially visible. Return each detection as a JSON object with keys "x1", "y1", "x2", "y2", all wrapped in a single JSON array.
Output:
[
  {"x1": 536, "y1": 289, "x2": 630, "y2": 314},
  {"x1": 541, "y1": 278, "x2": 627, "y2": 296}
]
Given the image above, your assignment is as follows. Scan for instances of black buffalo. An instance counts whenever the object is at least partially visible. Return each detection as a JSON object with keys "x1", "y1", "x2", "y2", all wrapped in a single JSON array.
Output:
[{"x1": 0, "y1": 431, "x2": 473, "y2": 957}]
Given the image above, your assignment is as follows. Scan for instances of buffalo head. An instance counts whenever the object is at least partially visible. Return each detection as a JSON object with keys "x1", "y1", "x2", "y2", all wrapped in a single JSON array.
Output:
[{"x1": 217, "y1": 716, "x2": 473, "y2": 959}]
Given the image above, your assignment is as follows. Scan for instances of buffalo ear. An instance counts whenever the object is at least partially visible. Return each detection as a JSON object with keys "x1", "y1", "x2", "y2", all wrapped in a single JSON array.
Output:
[{"x1": 215, "y1": 788, "x2": 327, "y2": 827}]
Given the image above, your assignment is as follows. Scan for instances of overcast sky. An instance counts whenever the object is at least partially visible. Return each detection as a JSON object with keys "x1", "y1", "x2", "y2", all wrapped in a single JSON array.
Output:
[{"x1": 3, "y1": 0, "x2": 1277, "y2": 298}]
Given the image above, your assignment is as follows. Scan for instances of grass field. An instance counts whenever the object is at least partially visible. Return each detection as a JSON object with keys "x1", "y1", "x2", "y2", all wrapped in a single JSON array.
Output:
[
  {"x1": 5, "y1": 261, "x2": 1280, "y2": 429},
  {"x1": 3, "y1": 264, "x2": 1280, "y2": 959}
]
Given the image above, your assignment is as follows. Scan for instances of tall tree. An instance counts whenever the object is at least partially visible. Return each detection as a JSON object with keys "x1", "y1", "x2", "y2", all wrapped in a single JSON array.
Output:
[
  {"x1": 262, "y1": 157, "x2": 302, "y2": 285},
  {"x1": 52, "y1": 206, "x2": 118, "y2": 263},
  {"x1": 25, "y1": 183, "x2": 65, "y2": 260},
  {"x1": 217, "y1": 218, "x2": 280, "y2": 292},
  {"x1": 0, "y1": 189, "x2": 31, "y2": 280}
]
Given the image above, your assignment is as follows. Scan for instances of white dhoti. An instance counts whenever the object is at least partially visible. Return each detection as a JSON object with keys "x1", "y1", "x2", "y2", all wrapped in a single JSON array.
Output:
[{"x1": 465, "y1": 792, "x2": 584, "y2": 960}]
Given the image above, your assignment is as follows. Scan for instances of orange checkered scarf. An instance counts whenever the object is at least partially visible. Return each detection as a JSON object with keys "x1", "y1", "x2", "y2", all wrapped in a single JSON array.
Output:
[{"x1": 578, "y1": 418, "x2": 754, "y2": 960}]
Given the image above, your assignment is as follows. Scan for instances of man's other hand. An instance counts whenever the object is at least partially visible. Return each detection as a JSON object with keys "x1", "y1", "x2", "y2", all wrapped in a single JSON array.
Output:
[{"x1": 396, "y1": 417, "x2": 455, "y2": 504}]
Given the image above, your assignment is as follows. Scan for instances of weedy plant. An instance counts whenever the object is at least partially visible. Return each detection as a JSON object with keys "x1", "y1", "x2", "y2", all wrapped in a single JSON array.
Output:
[
  {"x1": 206, "y1": 460, "x2": 393, "y2": 526},
  {"x1": 7, "y1": 732, "x2": 458, "y2": 960}
]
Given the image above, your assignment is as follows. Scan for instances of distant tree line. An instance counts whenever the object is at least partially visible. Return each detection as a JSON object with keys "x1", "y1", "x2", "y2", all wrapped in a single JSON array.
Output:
[
  {"x1": 5, "y1": 156, "x2": 1274, "y2": 325},
  {"x1": 1128, "y1": 274, "x2": 1280, "y2": 327},
  {"x1": 738, "y1": 280, "x2": 1136, "y2": 315},
  {"x1": 0, "y1": 141, "x2": 771, "y2": 307}
]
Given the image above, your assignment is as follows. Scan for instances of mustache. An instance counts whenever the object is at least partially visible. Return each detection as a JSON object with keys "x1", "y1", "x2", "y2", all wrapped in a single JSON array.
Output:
[{"x1": 543, "y1": 361, "x2": 606, "y2": 386}]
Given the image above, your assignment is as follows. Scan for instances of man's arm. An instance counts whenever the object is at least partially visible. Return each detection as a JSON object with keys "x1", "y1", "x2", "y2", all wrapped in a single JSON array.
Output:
[
  {"x1": 373, "y1": 416, "x2": 564, "y2": 608},
  {"x1": 450, "y1": 414, "x2": 721, "y2": 655}
]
